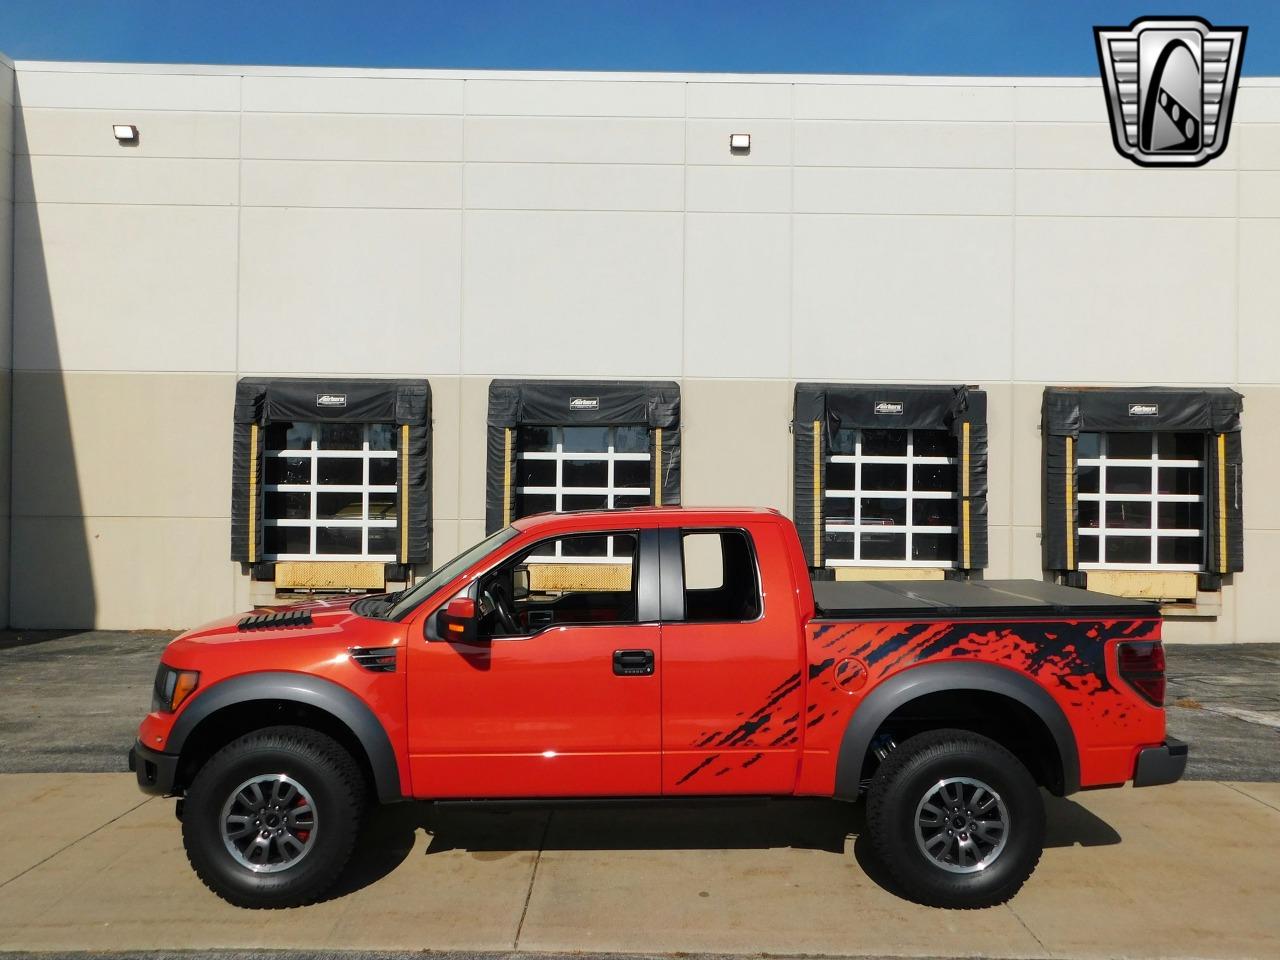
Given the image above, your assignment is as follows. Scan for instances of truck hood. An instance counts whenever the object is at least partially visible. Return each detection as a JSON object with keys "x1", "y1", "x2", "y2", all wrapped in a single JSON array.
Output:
[{"x1": 168, "y1": 596, "x2": 370, "y2": 649}]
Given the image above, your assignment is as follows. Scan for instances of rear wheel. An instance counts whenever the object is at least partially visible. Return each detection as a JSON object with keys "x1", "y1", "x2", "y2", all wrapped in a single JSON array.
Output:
[
  {"x1": 865, "y1": 729, "x2": 1044, "y2": 908},
  {"x1": 181, "y1": 725, "x2": 365, "y2": 908}
]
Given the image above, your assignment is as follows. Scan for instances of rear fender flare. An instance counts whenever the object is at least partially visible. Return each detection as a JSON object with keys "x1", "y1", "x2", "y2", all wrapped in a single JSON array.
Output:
[
  {"x1": 832, "y1": 661, "x2": 1081, "y2": 799},
  {"x1": 167, "y1": 671, "x2": 402, "y2": 802}
]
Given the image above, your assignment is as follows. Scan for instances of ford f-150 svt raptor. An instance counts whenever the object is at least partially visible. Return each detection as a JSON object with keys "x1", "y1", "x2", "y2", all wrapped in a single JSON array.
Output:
[{"x1": 131, "y1": 507, "x2": 1185, "y2": 909}]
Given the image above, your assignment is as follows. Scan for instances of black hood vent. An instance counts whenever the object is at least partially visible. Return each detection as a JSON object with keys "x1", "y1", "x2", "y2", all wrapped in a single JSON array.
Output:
[
  {"x1": 350, "y1": 646, "x2": 398, "y2": 673},
  {"x1": 238, "y1": 609, "x2": 314, "y2": 631}
]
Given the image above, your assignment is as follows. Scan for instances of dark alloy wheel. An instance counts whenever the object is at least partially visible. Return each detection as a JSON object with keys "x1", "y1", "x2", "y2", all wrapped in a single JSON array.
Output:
[
  {"x1": 865, "y1": 729, "x2": 1045, "y2": 909},
  {"x1": 182, "y1": 726, "x2": 365, "y2": 908}
]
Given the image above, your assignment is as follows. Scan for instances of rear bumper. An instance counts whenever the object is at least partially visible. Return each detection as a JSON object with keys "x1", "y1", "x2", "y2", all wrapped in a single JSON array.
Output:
[
  {"x1": 128, "y1": 740, "x2": 180, "y2": 796},
  {"x1": 1133, "y1": 738, "x2": 1188, "y2": 787}
]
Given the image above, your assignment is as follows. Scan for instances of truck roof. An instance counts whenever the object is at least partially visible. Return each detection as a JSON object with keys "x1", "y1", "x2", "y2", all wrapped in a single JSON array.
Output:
[{"x1": 512, "y1": 505, "x2": 784, "y2": 533}]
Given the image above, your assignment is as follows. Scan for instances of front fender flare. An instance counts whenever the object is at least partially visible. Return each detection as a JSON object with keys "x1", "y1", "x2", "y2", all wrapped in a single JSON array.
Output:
[
  {"x1": 167, "y1": 671, "x2": 403, "y2": 802},
  {"x1": 832, "y1": 661, "x2": 1081, "y2": 799}
]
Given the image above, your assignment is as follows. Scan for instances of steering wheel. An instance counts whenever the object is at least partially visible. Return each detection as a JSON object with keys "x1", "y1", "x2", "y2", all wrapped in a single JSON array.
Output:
[{"x1": 483, "y1": 579, "x2": 520, "y2": 635}]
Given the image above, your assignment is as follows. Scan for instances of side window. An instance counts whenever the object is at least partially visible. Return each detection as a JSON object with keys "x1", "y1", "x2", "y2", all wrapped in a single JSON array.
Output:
[
  {"x1": 477, "y1": 532, "x2": 638, "y2": 638},
  {"x1": 681, "y1": 529, "x2": 761, "y2": 623}
]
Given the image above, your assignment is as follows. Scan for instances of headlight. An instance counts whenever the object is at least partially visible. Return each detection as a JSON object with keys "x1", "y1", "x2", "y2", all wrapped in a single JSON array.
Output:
[{"x1": 152, "y1": 664, "x2": 200, "y2": 713}]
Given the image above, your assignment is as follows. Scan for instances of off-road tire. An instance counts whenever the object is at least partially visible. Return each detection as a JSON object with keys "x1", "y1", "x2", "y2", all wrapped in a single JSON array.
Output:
[
  {"x1": 865, "y1": 729, "x2": 1044, "y2": 908},
  {"x1": 182, "y1": 725, "x2": 365, "y2": 908}
]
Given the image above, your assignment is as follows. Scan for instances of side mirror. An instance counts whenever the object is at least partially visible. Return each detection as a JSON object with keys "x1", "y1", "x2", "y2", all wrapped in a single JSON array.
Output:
[
  {"x1": 512, "y1": 567, "x2": 530, "y2": 600},
  {"x1": 435, "y1": 596, "x2": 477, "y2": 643}
]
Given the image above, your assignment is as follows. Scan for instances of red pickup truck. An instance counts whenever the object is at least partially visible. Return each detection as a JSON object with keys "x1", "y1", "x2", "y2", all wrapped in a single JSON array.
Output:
[{"x1": 131, "y1": 507, "x2": 1184, "y2": 910}]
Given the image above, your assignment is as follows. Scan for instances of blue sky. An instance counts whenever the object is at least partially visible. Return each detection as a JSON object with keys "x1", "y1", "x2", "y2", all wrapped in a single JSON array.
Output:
[{"x1": 0, "y1": 1, "x2": 1275, "y2": 76}]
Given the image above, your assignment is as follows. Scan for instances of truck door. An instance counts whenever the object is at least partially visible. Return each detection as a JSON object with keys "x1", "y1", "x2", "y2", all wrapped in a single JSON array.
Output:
[
  {"x1": 407, "y1": 528, "x2": 662, "y2": 798},
  {"x1": 660, "y1": 524, "x2": 806, "y2": 795}
]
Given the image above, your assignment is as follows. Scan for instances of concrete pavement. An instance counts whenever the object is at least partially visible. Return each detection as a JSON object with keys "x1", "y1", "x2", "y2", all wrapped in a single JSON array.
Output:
[{"x1": 1, "y1": 774, "x2": 1277, "y2": 959}]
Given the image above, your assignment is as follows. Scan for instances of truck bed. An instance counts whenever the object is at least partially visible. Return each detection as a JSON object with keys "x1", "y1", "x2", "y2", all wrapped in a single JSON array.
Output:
[{"x1": 811, "y1": 578, "x2": 1157, "y2": 620}]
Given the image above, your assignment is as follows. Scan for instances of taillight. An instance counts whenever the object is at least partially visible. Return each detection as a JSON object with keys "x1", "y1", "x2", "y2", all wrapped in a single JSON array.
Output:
[{"x1": 1118, "y1": 641, "x2": 1166, "y2": 707}]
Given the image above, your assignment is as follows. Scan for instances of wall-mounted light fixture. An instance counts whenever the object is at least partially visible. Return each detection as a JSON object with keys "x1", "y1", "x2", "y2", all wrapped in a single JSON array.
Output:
[
  {"x1": 729, "y1": 132, "x2": 751, "y2": 152},
  {"x1": 113, "y1": 124, "x2": 139, "y2": 143}
]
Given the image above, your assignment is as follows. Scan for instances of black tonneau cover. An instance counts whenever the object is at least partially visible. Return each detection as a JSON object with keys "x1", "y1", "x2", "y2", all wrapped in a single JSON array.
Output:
[{"x1": 812, "y1": 579, "x2": 1158, "y2": 620}]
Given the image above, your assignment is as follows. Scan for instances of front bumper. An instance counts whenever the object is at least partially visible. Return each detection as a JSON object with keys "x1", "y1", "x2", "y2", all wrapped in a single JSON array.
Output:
[
  {"x1": 128, "y1": 740, "x2": 180, "y2": 796},
  {"x1": 1133, "y1": 737, "x2": 1188, "y2": 787}
]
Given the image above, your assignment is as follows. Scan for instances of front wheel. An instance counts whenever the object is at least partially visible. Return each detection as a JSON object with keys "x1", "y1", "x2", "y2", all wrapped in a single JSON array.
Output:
[
  {"x1": 865, "y1": 729, "x2": 1044, "y2": 908},
  {"x1": 181, "y1": 725, "x2": 366, "y2": 908}
]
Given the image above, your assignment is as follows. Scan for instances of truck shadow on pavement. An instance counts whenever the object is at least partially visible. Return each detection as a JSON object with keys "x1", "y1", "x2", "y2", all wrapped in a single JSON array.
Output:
[{"x1": 327, "y1": 792, "x2": 1120, "y2": 902}]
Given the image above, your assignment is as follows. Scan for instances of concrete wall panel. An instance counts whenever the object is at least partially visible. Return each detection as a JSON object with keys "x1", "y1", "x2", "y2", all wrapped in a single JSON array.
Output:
[
  {"x1": 242, "y1": 75, "x2": 463, "y2": 114},
  {"x1": 686, "y1": 82, "x2": 791, "y2": 119},
  {"x1": 461, "y1": 211, "x2": 683, "y2": 376},
  {"x1": 242, "y1": 112, "x2": 462, "y2": 162},
  {"x1": 428, "y1": 375, "x2": 462, "y2": 525},
  {"x1": 1239, "y1": 219, "x2": 1280, "y2": 384},
  {"x1": 1234, "y1": 529, "x2": 1280, "y2": 643},
  {"x1": 11, "y1": 372, "x2": 233, "y2": 520},
  {"x1": 1014, "y1": 217, "x2": 1236, "y2": 384},
  {"x1": 796, "y1": 83, "x2": 1012, "y2": 121},
  {"x1": 1013, "y1": 86, "x2": 1100, "y2": 123},
  {"x1": 680, "y1": 378, "x2": 791, "y2": 510},
  {"x1": 683, "y1": 213, "x2": 791, "y2": 378},
  {"x1": 1235, "y1": 124, "x2": 1280, "y2": 170},
  {"x1": 0, "y1": 59, "x2": 10, "y2": 626},
  {"x1": 1015, "y1": 123, "x2": 1138, "y2": 170},
  {"x1": 1238, "y1": 385, "x2": 1280, "y2": 532},
  {"x1": 1009, "y1": 383, "x2": 1046, "y2": 530},
  {"x1": 465, "y1": 117, "x2": 683, "y2": 164},
  {"x1": 466, "y1": 79, "x2": 683, "y2": 117},
  {"x1": 457, "y1": 376, "x2": 490, "y2": 524},
  {"x1": 464, "y1": 162, "x2": 682, "y2": 211},
  {"x1": 14, "y1": 70, "x2": 239, "y2": 111},
  {"x1": 1016, "y1": 169, "x2": 1237, "y2": 218},
  {"x1": 10, "y1": 516, "x2": 234, "y2": 629},
  {"x1": 1232, "y1": 85, "x2": 1280, "y2": 123},
  {"x1": 985, "y1": 524, "x2": 1011, "y2": 579},
  {"x1": 430, "y1": 519, "x2": 461, "y2": 571},
  {"x1": 794, "y1": 167, "x2": 1012, "y2": 215},
  {"x1": 685, "y1": 166, "x2": 789, "y2": 213},
  {"x1": 238, "y1": 207, "x2": 462, "y2": 375},
  {"x1": 16, "y1": 155, "x2": 238, "y2": 205},
  {"x1": 1240, "y1": 172, "x2": 1280, "y2": 219},
  {"x1": 241, "y1": 159, "x2": 462, "y2": 209},
  {"x1": 459, "y1": 519, "x2": 487, "y2": 556},
  {"x1": 791, "y1": 215, "x2": 1013, "y2": 382},
  {"x1": 13, "y1": 202, "x2": 238, "y2": 372},
  {"x1": 16, "y1": 107, "x2": 240, "y2": 158},
  {"x1": 794, "y1": 120, "x2": 1013, "y2": 168},
  {"x1": 0, "y1": 95, "x2": 11, "y2": 201},
  {"x1": 0, "y1": 177, "x2": 10, "y2": 362}
]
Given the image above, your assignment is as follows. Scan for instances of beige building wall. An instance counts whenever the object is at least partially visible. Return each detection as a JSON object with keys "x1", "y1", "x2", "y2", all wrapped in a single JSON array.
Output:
[
  {"x1": 0, "y1": 53, "x2": 13, "y2": 628},
  {"x1": 4, "y1": 60, "x2": 1279, "y2": 640}
]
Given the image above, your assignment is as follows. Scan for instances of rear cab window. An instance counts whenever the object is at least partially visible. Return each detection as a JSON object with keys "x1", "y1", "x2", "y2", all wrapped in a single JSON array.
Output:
[{"x1": 680, "y1": 529, "x2": 762, "y2": 623}]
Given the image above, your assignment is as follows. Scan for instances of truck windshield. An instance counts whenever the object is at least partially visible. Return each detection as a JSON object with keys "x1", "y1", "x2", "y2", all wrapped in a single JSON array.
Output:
[{"x1": 384, "y1": 526, "x2": 520, "y2": 621}]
